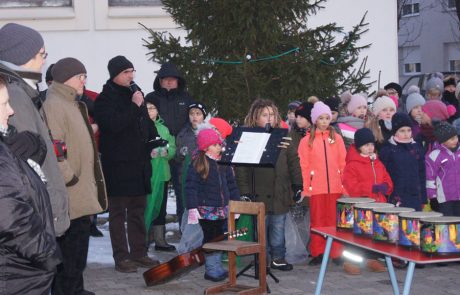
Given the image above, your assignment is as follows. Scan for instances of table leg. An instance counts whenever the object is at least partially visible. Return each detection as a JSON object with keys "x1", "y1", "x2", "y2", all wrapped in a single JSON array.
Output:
[
  {"x1": 314, "y1": 236, "x2": 332, "y2": 295},
  {"x1": 402, "y1": 262, "x2": 415, "y2": 295},
  {"x1": 385, "y1": 256, "x2": 399, "y2": 295}
]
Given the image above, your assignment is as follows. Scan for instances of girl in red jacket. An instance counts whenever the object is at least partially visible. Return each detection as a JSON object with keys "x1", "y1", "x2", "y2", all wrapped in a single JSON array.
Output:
[
  {"x1": 342, "y1": 128, "x2": 393, "y2": 274},
  {"x1": 298, "y1": 101, "x2": 346, "y2": 265}
]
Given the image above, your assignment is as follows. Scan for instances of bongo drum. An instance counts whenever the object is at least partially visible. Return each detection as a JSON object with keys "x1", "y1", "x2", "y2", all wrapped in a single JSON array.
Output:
[
  {"x1": 336, "y1": 197, "x2": 375, "y2": 231},
  {"x1": 420, "y1": 216, "x2": 460, "y2": 256},
  {"x1": 398, "y1": 211, "x2": 443, "y2": 248},
  {"x1": 372, "y1": 207, "x2": 414, "y2": 243},
  {"x1": 353, "y1": 203, "x2": 394, "y2": 236}
]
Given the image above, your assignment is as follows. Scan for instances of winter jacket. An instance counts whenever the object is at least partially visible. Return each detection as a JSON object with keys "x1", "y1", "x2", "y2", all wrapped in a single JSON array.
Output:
[
  {"x1": 175, "y1": 123, "x2": 197, "y2": 163},
  {"x1": 0, "y1": 61, "x2": 70, "y2": 237},
  {"x1": 287, "y1": 126, "x2": 308, "y2": 206},
  {"x1": 94, "y1": 80, "x2": 157, "y2": 197},
  {"x1": 337, "y1": 116, "x2": 365, "y2": 149},
  {"x1": 298, "y1": 128, "x2": 347, "y2": 196},
  {"x1": 425, "y1": 143, "x2": 460, "y2": 203},
  {"x1": 145, "y1": 63, "x2": 194, "y2": 136},
  {"x1": 235, "y1": 147, "x2": 294, "y2": 215},
  {"x1": 343, "y1": 145, "x2": 393, "y2": 202},
  {"x1": 0, "y1": 138, "x2": 60, "y2": 295},
  {"x1": 379, "y1": 137, "x2": 427, "y2": 210},
  {"x1": 43, "y1": 82, "x2": 107, "y2": 220},
  {"x1": 186, "y1": 157, "x2": 240, "y2": 209}
]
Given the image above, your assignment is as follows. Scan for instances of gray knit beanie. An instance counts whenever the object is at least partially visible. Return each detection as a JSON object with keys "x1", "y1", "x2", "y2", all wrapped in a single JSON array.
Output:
[
  {"x1": 405, "y1": 92, "x2": 426, "y2": 114},
  {"x1": 0, "y1": 23, "x2": 44, "y2": 65},
  {"x1": 425, "y1": 72, "x2": 444, "y2": 93},
  {"x1": 52, "y1": 57, "x2": 86, "y2": 83}
]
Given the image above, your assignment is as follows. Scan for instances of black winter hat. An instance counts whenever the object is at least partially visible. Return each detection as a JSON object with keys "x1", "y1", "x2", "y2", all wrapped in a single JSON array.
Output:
[
  {"x1": 391, "y1": 112, "x2": 413, "y2": 135},
  {"x1": 45, "y1": 64, "x2": 55, "y2": 83},
  {"x1": 324, "y1": 96, "x2": 341, "y2": 112},
  {"x1": 188, "y1": 102, "x2": 207, "y2": 117},
  {"x1": 384, "y1": 82, "x2": 402, "y2": 98},
  {"x1": 294, "y1": 102, "x2": 314, "y2": 123},
  {"x1": 354, "y1": 128, "x2": 375, "y2": 150},
  {"x1": 434, "y1": 121, "x2": 458, "y2": 143},
  {"x1": 108, "y1": 55, "x2": 134, "y2": 79},
  {"x1": 52, "y1": 58, "x2": 86, "y2": 83}
]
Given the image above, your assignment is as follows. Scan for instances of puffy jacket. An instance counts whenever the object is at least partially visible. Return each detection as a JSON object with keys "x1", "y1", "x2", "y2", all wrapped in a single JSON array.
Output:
[
  {"x1": 145, "y1": 63, "x2": 194, "y2": 136},
  {"x1": 379, "y1": 137, "x2": 427, "y2": 210},
  {"x1": 298, "y1": 128, "x2": 347, "y2": 196},
  {"x1": 425, "y1": 143, "x2": 460, "y2": 203},
  {"x1": 343, "y1": 145, "x2": 393, "y2": 202},
  {"x1": 185, "y1": 157, "x2": 240, "y2": 209},
  {"x1": 337, "y1": 116, "x2": 365, "y2": 149},
  {"x1": 0, "y1": 139, "x2": 60, "y2": 295}
]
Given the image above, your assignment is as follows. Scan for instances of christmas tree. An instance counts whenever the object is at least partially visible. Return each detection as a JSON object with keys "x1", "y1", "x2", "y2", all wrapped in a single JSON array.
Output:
[{"x1": 142, "y1": 0, "x2": 372, "y2": 121}]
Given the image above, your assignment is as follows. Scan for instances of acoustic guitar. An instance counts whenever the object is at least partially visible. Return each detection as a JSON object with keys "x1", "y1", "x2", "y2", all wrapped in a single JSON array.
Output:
[{"x1": 143, "y1": 227, "x2": 248, "y2": 287}]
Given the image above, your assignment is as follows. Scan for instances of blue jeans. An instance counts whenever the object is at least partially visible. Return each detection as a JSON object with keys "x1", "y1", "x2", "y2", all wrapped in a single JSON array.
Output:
[{"x1": 265, "y1": 213, "x2": 287, "y2": 260}]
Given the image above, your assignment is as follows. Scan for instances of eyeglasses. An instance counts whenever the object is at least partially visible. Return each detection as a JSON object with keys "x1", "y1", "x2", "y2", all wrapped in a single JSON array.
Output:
[
  {"x1": 39, "y1": 51, "x2": 48, "y2": 59},
  {"x1": 75, "y1": 74, "x2": 87, "y2": 81}
]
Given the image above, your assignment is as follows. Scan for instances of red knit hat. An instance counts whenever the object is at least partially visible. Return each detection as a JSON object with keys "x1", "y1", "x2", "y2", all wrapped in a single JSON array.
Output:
[
  {"x1": 197, "y1": 128, "x2": 223, "y2": 151},
  {"x1": 209, "y1": 117, "x2": 233, "y2": 139}
]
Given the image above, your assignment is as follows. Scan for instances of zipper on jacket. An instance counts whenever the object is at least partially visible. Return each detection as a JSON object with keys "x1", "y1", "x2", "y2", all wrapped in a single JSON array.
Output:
[
  {"x1": 371, "y1": 159, "x2": 377, "y2": 184},
  {"x1": 309, "y1": 171, "x2": 314, "y2": 192},
  {"x1": 323, "y1": 136, "x2": 330, "y2": 194}
]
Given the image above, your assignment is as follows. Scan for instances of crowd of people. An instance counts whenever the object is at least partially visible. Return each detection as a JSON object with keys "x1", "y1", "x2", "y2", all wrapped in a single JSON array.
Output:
[{"x1": 2, "y1": 21, "x2": 460, "y2": 294}]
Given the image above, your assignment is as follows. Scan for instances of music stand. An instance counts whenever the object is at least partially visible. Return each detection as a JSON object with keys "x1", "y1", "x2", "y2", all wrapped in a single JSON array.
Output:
[{"x1": 219, "y1": 125, "x2": 288, "y2": 293}]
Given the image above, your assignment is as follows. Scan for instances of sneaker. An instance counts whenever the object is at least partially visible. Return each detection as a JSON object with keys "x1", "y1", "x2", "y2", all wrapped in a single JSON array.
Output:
[
  {"x1": 89, "y1": 224, "x2": 104, "y2": 237},
  {"x1": 343, "y1": 262, "x2": 361, "y2": 275},
  {"x1": 270, "y1": 258, "x2": 293, "y2": 271},
  {"x1": 366, "y1": 259, "x2": 386, "y2": 273},
  {"x1": 132, "y1": 256, "x2": 160, "y2": 268},
  {"x1": 308, "y1": 254, "x2": 323, "y2": 266},
  {"x1": 115, "y1": 259, "x2": 137, "y2": 273}
]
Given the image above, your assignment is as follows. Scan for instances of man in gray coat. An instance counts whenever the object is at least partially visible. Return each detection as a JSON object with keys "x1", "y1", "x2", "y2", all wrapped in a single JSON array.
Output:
[{"x1": 0, "y1": 23, "x2": 70, "y2": 237}]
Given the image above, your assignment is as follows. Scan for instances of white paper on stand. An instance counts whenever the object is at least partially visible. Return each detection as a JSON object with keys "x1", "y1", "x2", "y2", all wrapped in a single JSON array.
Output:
[{"x1": 231, "y1": 132, "x2": 271, "y2": 164}]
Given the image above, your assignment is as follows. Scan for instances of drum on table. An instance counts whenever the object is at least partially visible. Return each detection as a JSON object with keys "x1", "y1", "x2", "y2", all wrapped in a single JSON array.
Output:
[
  {"x1": 372, "y1": 207, "x2": 414, "y2": 243},
  {"x1": 420, "y1": 216, "x2": 460, "y2": 256},
  {"x1": 398, "y1": 211, "x2": 443, "y2": 248},
  {"x1": 353, "y1": 203, "x2": 394, "y2": 236},
  {"x1": 336, "y1": 197, "x2": 375, "y2": 231}
]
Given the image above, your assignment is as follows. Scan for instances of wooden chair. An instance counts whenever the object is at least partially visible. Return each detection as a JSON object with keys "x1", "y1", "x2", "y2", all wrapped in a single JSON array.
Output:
[{"x1": 202, "y1": 200, "x2": 266, "y2": 295}]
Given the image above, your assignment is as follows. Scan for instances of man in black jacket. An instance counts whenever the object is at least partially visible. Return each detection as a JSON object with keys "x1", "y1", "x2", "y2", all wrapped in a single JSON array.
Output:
[
  {"x1": 94, "y1": 55, "x2": 160, "y2": 273},
  {"x1": 145, "y1": 63, "x2": 194, "y2": 228}
]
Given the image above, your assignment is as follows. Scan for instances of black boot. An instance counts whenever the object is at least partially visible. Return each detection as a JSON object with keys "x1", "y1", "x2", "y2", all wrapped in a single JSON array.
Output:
[
  {"x1": 153, "y1": 225, "x2": 176, "y2": 252},
  {"x1": 89, "y1": 223, "x2": 103, "y2": 237}
]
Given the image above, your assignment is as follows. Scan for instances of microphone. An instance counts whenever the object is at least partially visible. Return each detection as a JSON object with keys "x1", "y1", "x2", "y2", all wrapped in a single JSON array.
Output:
[
  {"x1": 129, "y1": 81, "x2": 141, "y2": 93},
  {"x1": 264, "y1": 123, "x2": 272, "y2": 133}
]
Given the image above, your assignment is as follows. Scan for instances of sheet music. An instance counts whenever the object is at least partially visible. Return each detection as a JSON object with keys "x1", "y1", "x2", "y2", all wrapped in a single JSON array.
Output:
[{"x1": 232, "y1": 132, "x2": 271, "y2": 164}]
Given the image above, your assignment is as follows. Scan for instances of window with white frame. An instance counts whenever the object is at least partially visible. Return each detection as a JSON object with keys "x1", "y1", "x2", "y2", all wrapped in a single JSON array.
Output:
[
  {"x1": 109, "y1": 0, "x2": 161, "y2": 6},
  {"x1": 450, "y1": 60, "x2": 460, "y2": 71},
  {"x1": 0, "y1": 0, "x2": 71, "y2": 8},
  {"x1": 404, "y1": 63, "x2": 421, "y2": 74},
  {"x1": 402, "y1": 1, "x2": 420, "y2": 17}
]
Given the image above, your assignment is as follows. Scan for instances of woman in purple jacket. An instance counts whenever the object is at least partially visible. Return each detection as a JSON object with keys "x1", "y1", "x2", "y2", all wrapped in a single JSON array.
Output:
[{"x1": 426, "y1": 121, "x2": 460, "y2": 216}]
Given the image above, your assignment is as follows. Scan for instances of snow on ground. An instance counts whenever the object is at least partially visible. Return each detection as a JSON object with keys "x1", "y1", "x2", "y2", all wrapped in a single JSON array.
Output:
[{"x1": 87, "y1": 188, "x2": 179, "y2": 265}]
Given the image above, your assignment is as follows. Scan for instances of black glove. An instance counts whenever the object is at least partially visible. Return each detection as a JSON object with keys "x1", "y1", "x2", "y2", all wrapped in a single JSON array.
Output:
[
  {"x1": 147, "y1": 138, "x2": 168, "y2": 151},
  {"x1": 291, "y1": 184, "x2": 303, "y2": 202},
  {"x1": 430, "y1": 198, "x2": 440, "y2": 212},
  {"x1": 4, "y1": 130, "x2": 47, "y2": 165}
]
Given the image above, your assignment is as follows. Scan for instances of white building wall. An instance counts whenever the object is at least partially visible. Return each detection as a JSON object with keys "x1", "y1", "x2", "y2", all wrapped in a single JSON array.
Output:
[{"x1": 0, "y1": 0, "x2": 398, "y2": 94}]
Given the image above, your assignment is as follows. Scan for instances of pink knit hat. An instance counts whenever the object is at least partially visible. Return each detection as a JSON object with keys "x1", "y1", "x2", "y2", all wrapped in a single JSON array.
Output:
[
  {"x1": 346, "y1": 94, "x2": 367, "y2": 114},
  {"x1": 311, "y1": 101, "x2": 332, "y2": 124},
  {"x1": 197, "y1": 128, "x2": 223, "y2": 151},
  {"x1": 422, "y1": 100, "x2": 455, "y2": 121}
]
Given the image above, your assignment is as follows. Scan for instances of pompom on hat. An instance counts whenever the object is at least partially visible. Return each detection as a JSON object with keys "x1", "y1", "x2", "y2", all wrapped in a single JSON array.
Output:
[
  {"x1": 197, "y1": 128, "x2": 223, "y2": 151},
  {"x1": 0, "y1": 23, "x2": 44, "y2": 66}
]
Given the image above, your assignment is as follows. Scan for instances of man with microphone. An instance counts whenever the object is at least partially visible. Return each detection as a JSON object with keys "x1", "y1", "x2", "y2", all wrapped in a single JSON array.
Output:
[{"x1": 94, "y1": 55, "x2": 163, "y2": 273}]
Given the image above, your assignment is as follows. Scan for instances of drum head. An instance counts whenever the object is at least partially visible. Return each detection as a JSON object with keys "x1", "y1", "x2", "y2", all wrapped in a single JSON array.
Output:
[
  {"x1": 399, "y1": 211, "x2": 443, "y2": 219},
  {"x1": 337, "y1": 197, "x2": 375, "y2": 204},
  {"x1": 373, "y1": 207, "x2": 415, "y2": 214},
  {"x1": 420, "y1": 216, "x2": 460, "y2": 224},
  {"x1": 354, "y1": 203, "x2": 394, "y2": 210}
]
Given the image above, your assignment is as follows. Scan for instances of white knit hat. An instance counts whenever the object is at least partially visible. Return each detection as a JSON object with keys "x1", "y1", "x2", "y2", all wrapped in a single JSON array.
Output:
[{"x1": 372, "y1": 96, "x2": 396, "y2": 116}]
